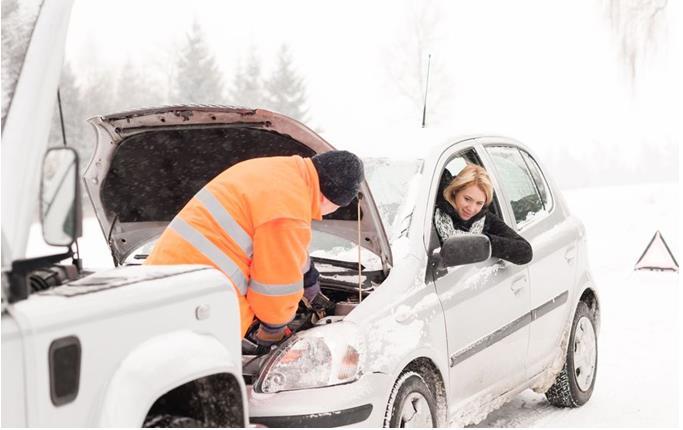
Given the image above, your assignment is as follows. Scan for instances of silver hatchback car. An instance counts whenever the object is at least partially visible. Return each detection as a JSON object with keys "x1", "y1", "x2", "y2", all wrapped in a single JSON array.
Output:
[{"x1": 87, "y1": 107, "x2": 600, "y2": 427}]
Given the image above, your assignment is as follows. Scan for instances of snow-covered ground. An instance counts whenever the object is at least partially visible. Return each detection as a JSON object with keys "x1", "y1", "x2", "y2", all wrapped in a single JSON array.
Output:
[{"x1": 26, "y1": 182, "x2": 679, "y2": 427}]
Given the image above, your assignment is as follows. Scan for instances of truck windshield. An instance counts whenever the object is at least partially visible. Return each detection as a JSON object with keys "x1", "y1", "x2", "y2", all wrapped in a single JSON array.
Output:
[{"x1": 1, "y1": 0, "x2": 45, "y2": 130}]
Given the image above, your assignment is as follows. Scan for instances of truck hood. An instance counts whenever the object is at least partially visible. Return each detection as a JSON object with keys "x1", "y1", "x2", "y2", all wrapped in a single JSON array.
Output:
[{"x1": 84, "y1": 106, "x2": 392, "y2": 270}]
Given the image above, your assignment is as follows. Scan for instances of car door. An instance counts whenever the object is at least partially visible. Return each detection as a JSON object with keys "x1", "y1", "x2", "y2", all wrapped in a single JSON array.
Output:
[
  {"x1": 483, "y1": 145, "x2": 577, "y2": 379},
  {"x1": 428, "y1": 146, "x2": 530, "y2": 406}
]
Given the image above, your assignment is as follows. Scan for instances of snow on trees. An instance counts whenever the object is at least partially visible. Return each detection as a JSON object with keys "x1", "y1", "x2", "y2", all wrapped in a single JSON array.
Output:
[
  {"x1": 171, "y1": 20, "x2": 226, "y2": 105},
  {"x1": 229, "y1": 50, "x2": 268, "y2": 108},
  {"x1": 263, "y1": 44, "x2": 309, "y2": 122}
]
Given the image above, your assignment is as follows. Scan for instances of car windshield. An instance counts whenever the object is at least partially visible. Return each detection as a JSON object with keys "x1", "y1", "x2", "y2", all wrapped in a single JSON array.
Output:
[{"x1": 310, "y1": 158, "x2": 424, "y2": 267}]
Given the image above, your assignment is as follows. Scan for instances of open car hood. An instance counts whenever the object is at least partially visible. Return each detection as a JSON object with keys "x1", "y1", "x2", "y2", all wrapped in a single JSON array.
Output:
[{"x1": 84, "y1": 106, "x2": 392, "y2": 271}]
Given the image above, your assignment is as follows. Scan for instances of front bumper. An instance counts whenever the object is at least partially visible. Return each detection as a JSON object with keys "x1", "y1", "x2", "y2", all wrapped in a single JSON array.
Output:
[{"x1": 248, "y1": 372, "x2": 390, "y2": 427}]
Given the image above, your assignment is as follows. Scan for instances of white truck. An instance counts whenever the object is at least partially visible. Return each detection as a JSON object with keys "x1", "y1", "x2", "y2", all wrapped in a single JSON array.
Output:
[{"x1": 1, "y1": 1, "x2": 248, "y2": 426}]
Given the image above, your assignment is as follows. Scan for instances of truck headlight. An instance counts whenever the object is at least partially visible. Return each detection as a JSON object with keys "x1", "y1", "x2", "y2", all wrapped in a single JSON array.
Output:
[{"x1": 255, "y1": 322, "x2": 364, "y2": 393}]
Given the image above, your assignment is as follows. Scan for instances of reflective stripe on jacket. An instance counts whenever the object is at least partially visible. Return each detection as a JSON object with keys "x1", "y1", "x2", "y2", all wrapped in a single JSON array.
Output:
[{"x1": 145, "y1": 155, "x2": 323, "y2": 336}]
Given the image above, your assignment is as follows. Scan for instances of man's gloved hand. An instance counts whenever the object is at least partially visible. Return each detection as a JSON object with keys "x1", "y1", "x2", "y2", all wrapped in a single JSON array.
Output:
[
  {"x1": 303, "y1": 259, "x2": 335, "y2": 314},
  {"x1": 252, "y1": 323, "x2": 293, "y2": 355},
  {"x1": 303, "y1": 260, "x2": 321, "y2": 301}
]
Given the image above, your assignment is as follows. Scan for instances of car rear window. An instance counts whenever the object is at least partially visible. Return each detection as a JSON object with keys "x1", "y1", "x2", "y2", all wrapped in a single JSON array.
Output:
[
  {"x1": 486, "y1": 146, "x2": 546, "y2": 228},
  {"x1": 519, "y1": 149, "x2": 553, "y2": 213}
]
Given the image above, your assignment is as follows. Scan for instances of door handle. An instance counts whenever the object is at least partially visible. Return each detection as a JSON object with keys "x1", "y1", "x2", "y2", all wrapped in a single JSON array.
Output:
[
  {"x1": 510, "y1": 275, "x2": 527, "y2": 295},
  {"x1": 565, "y1": 246, "x2": 576, "y2": 264}
]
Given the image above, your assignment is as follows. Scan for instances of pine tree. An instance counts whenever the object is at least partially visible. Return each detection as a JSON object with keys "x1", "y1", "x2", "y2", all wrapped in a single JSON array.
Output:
[
  {"x1": 604, "y1": 0, "x2": 668, "y2": 81},
  {"x1": 81, "y1": 69, "x2": 117, "y2": 120},
  {"x1": 171, "y1": 20, "x2": 225, "y2": 105},
  {"x1": 44, "y1": 62, "x2": 97, "y2": 212},
  {"x1": 386, "y1": 0, "x2": 453, "y2": 127},
  {"x1": 116, "y1": 59, "x2": 163, "y2": 111},
  {"x1": 264, "y1": 45, "x2": 309, "y2": 122},
  {"x1": 229, "y1": 51, "x2": 267, "y2": 108}
]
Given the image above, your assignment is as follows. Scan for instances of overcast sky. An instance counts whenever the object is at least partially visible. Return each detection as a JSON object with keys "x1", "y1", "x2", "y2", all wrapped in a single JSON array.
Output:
[{"x1": 64, "y1": 0, "x2": 680, "y2": 177}]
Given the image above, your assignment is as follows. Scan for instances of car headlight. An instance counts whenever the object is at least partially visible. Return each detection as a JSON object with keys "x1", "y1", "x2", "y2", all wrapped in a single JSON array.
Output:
[{"x1": 255, "y1": 322, "x2": 364, "y2": 393}]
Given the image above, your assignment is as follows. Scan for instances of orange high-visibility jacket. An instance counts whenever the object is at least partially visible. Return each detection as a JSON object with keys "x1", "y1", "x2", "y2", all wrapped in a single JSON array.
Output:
[{"x1": 145, "y1": 155, "x2": 323, "y2": 337}]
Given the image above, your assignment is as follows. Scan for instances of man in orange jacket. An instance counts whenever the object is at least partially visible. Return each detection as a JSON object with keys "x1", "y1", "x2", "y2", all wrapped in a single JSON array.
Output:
[{"x1": 145, "y1": 150, "x2": 364, "y2": 350}]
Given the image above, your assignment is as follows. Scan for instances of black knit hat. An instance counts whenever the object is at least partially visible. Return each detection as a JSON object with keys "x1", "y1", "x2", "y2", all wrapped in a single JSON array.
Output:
[{"x1": 311, "y1": 150, "x2": 364, "y2": 207}]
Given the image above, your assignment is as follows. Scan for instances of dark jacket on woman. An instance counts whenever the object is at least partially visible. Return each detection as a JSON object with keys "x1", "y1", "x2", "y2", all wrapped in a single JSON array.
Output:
[{"x1": 435, "y1": 171, "x2": 533, "y2": 265}]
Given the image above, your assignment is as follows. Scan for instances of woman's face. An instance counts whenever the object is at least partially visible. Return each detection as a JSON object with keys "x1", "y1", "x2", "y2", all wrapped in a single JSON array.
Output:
[{"x1": 453, "y1": 184, "x2": 486, "y2": 221}]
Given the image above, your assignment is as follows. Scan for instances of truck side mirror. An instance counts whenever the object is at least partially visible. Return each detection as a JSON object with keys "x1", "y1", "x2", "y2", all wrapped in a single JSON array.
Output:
[
  {"x1": 41, "y1": 147, "x2": 82, "y2": 247},
  {"x1": 440, "y1": 234, "x2": 491, "y2": 267}
]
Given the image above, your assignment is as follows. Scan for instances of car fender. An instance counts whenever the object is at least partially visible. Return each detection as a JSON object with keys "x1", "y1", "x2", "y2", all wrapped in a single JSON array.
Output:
[
  {"x1": 387, "y1": 345, "x2": 449, "y2": 391},
  {"x1": 575, "y1": 271, "x2": 601, "y2": 332},
  {"x1": 96, "y1": 330, "x2": 244, "y2": 427},
  {"x1": 351, "y1": 255, "x2": 450, "y2": 405},
  {"x1": 380, "y1": 345, "x2": 450, "y2": 427},
  {"x1": 364, "y1": 311, "x2": 450, "y2": 403},
  {"x1": 360, "y1": 290, "x2": 448, "y2": 380}
]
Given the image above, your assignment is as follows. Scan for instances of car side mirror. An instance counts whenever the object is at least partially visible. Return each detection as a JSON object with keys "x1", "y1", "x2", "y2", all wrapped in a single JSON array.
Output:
[
  {"x1": 440, "y1": 234, "x2": 491, "y2": 267},
  {"x1": 41, "y1": 147, "x2": 82, "y2": 247}
]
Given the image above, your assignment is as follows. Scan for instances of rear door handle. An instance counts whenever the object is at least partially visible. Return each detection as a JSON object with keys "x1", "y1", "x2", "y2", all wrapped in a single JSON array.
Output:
[
  {"x1": 565, "y1": 246, "x2": 576, "y2": 264},
  {"x1": 510, "y1": 274, "x2": 527, "y2": 295}
]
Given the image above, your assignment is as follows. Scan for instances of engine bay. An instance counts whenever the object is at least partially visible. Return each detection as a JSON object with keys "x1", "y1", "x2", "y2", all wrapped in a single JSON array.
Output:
[{"x1": 241, "y1": 256, "x2": 386, "y2": 382}]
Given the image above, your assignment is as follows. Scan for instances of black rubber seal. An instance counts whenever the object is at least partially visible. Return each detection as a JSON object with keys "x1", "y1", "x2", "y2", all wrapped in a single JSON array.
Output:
[{"x1": 250, "y1": 404, "x2": 373, "y2": 428}]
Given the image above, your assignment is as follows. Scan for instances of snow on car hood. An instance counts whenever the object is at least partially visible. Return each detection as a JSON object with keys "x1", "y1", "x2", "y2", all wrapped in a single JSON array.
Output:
[{"x1": 83, "y1": 106, "x2": 391, "y2": 270}]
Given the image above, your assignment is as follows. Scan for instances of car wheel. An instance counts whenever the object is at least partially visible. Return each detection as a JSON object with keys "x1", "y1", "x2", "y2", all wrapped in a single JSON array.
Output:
[
  {"x1": 384, "y1": 371, "x2": 437, "y2": 428},
  {"x1": 545, "y1": 301, "x2": 598, "y2": 407}
]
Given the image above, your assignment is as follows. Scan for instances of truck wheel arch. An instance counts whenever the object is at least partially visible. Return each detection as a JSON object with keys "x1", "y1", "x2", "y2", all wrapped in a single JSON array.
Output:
[{"x1": 96, "y1": 330, "x2": 246, "y2": 427}]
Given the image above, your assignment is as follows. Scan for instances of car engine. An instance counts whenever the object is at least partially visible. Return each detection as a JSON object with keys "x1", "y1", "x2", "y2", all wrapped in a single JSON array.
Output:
[{"x1": 240, "y1": 256, "x2": 386, "y2": 381}]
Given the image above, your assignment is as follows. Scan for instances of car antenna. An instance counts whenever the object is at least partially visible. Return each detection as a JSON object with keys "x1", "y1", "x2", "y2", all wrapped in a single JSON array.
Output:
[{"x1": 421, "y1": 54, "x2": 432, "y2": 129}]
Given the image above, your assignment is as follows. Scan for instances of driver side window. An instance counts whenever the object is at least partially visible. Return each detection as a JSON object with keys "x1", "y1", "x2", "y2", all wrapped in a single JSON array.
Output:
[{"x1": 431, "y1": 149, "x2": 501, "y2": 248}]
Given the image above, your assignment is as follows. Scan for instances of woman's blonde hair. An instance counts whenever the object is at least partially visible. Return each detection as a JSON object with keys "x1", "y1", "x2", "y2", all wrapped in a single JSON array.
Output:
[{"x1": 443, "y1": 164, "x2": 494, "y2": 208}]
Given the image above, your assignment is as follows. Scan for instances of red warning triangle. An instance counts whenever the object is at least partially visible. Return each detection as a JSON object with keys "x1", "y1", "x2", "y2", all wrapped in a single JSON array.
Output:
[{"x1": 634, "y1": 230, "x2": 679, "y2": 272}]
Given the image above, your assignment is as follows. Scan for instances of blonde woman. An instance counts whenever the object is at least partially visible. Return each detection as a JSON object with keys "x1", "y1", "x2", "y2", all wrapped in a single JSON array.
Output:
[{"x1": 434, "y1": 164, "x2": 532, "y2": 265}]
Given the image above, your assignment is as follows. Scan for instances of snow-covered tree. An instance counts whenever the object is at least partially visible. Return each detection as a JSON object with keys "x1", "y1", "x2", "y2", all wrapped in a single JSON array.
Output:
[
  {"x1": 47, "y1": 63, "x2": 88, "y2": 161},
  {"x1": 385, "y1": 0, "x2": 453, "y2": 127},
  {"x1": 603, "y1": 0, "x2": 668, "y2": 80},
  {"x1": 116, "y1": 59, "x2": 163, "y2": 111},
  {"x1": 171, "y1": 20, "x2": 225, "y2": 105},
  {"x1": 1, "y1": 0, "x2": 42, "y2": 128},
  {"x1": 229, "y1": 51, "x2": 268, "y2": 108},
  {"x1": 264, "y1": 45, "x2": 309, "y2": 122}
]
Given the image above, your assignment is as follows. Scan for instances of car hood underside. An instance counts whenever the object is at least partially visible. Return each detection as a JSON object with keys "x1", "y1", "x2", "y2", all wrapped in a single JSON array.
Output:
[{"x1": 84, "y1": 106, "x2": 392, "y2": 270}]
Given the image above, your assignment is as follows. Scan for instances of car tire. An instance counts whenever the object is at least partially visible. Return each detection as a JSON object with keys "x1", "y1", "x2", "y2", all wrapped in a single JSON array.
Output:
[
  {"x1": 545, "y1": 301, "x2": 598, "y2": 407},
  {"x1": 384, "y1": 371, "x2": 437, "y2": 428}
]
